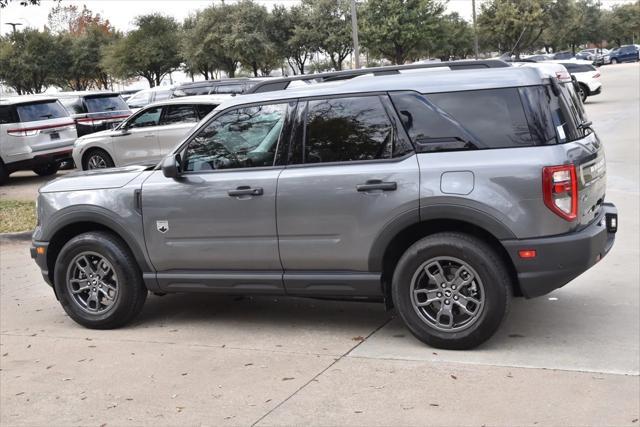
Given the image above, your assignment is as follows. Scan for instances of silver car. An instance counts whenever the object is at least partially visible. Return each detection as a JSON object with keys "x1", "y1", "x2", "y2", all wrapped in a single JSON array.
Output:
[
  {"x1": 72, "y1": 95, "x2": 230, "y2": 170},
  {"x1": 0, "y1": 96, "x2": 77, "y2": 184},
  {"x1": 31, "y1": 63, "x2": 617, "y2": 350}
]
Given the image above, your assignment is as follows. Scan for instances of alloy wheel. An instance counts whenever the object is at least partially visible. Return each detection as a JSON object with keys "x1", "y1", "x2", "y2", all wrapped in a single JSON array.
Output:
[
  {"x1": 66, "y1": 251, "x2": 119, "y2": 314},
  {"x1": 410, "y1": 256, "x2": 485, "y2": 332},
  {"x1": 87, "y1": 154, "x2": 108, "y2": 169}
]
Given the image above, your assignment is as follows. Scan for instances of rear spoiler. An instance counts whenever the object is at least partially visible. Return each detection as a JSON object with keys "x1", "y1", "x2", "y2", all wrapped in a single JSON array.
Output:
[{"x1": 246, "y1": 60, "x2": 512, "y2": 94}]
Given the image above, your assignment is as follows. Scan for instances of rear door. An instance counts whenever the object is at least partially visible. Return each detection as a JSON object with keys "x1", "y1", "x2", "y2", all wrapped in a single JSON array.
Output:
[
  {"x1": 156, "y1": 104, "x2": 200, "y2": 153},
  {"x1": 276, "y1": 95, "x2": 419, "y2": 297},
  {"x1": 111, "y1": 106, "x2": 162, "y2": 165}
]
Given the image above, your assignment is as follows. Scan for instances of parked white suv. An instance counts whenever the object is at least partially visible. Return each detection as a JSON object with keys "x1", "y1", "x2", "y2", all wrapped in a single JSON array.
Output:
[
  {"x1": 126, "y1": 86, "x2": 174, "y2": 111},
  {"x1": 546, "y1": 60, "x2": 602, "y2": 102},
  {"x1": 0, "y1": 96, "x2": 78, "y2": 184},
  {"x1": 72, "y1": 95, "x2": 230, "y2": 170}
]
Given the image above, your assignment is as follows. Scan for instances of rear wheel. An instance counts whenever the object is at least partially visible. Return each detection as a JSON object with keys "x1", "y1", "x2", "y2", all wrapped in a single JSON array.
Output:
[
  {"x1": 578, "y1": 83, "x2": 589, "y2": 102},
  {"x1": 33, "y1": 162, "x2": 59, "y2": 177},
  {"x1": 611, "y1": 58, "x2": 619, "y2": 64},
  {"x1": 392, "y1": 232, "x2": 512, "y2": 350},
  {"x1": 83, "y1": 149, "x2": 114, "y2": 170},
  {"x1": 54, "y1": 231, "x2": 147, "y2": 329}
]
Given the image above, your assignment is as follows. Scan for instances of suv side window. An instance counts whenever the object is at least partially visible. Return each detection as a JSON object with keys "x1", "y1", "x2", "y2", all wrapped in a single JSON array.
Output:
[
  {"x1": 301, "y1": 96, "x2": 396, "y2": 164},
  {"x1": 0, "y1": 106, "x2": 16, "y2": 124},
  {"x1": 160, "y1": 105, "x2": 198, "y2": 125},
  {"x1": 196, "y1": 104, "x2": 216, "y2": 119},
  {"x1": 427, "y1": 88, "x2": 534, "y2": 148},
  {"x1": 183, "y1": 103, "x2": 287, "y2": 171},
  {"x1": 129, "y1": 106, "x2": 162, "y2": 128}
]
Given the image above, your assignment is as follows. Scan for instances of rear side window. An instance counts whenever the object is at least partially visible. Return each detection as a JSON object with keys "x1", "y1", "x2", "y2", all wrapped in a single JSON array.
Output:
[
  {"x1": 302, "y1": 96, "x2": 394, "y2": 164},
  {"x1": 59, "y1": 97, "x2": 85, "y2": 114},
  {"x1": 15, "y1": 100, "x2": 68, "y2": 122},
  {"x1": 85, "y1": 95, "x2": 128, "y2": 113},
  {"x1": 427, "y1": 88, "x2": 534, "y2": 148},
  {"x1": 160, "y1": 105, "x2": 197, "y2": 125},
  {"x1": 196, "y1": 104, "x2": 216, "y2": 119},
  {"x1": 174, "y1": 86, "x2": 211, "y2": 97},
  {"x1": 0, "y1": 106, "x2": 17, "y2": 124},
  {"x1": 519, "y1": 85, "x2": 583, "y2": 143}
]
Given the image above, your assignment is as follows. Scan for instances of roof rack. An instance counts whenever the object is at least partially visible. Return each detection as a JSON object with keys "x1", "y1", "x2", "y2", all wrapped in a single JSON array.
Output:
[{"x1": 246, "y1": 59, "x2": 511, "y2": 94}]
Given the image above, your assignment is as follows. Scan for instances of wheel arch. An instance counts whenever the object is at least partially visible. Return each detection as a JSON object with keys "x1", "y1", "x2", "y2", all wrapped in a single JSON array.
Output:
[
  {"x1": 369, "y1": 207, "x2": 521, "y2": 307},
  {"x1": 44, "y1": 209, "x2": 153, "y2": 286}
]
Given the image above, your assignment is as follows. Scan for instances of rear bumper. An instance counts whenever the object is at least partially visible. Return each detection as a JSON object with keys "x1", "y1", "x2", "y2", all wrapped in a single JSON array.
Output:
[{"x1": 502, "y1": 203, "x2": 617, "y2": 298}]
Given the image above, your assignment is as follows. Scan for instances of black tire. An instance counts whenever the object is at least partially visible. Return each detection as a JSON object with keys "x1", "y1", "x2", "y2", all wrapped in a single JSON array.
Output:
[
  {"x1": 54, "y1": 231, "x2": 147, "y2": 329},
  {"x1": 0, "y1": 160, "x2": 8, "y2": 186},
  {"x1": 83, "y1": 148, "x2": 115, "y2": 170},
  {"x1": 578, "y1": 83, "x2": 589, "y2": 103},
  {"x1": 611, "y1": 58, "x2": 618, "y2": 64},
  {"x1": 33, "y1": 162, "x2": 59, "y2": 177},
  {"x1": 392, "y1": 232, "x2": 512, "y2": 350}
]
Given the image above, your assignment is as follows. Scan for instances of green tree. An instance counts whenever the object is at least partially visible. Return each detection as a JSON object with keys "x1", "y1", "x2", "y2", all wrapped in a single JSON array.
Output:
[
  {"x1": 478, "y1": 0, "x2": 553, "y2": 57},
  {"x1": 0, "y1": 0, "x2": 40, "y2": 7},
  {"x1": 269, "y1": 5, "x2": 317, "y2": 74},
  {"x1": 361, "y1": 0, "x2": 445, "y2": 64},
  {"x1": 431, "y1": 13, "x2": 474, "y2": 61},
  {"x1": 102, "y1": 14, "x2": 181, "y2": 87},
  {"x1": 304, "y1": 0, "x2": 352, "y2": 70},
  {"x1": 0, "y1": 29, "x2": 66, "y2": 94},
  {"x1": 605, "y1": 1, "x2": 640, "y2": 46},
  {"x1": 231, "y1": 0, "x2": 279, "y2": 76}
]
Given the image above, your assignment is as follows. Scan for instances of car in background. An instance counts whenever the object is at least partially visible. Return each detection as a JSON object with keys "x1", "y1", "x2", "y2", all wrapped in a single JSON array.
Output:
[
  {"x1": 550, "y1": 51, "x2": 574, "y2": 60},
  {"x1": 72, "y1": 95, "x2": 229, "y2": 170},
  {"x1": 523, "y1": 54, "x2": 551, "y2": 61},
  {"x1": 576, "y1": 48, "x2": 608, "y2": 65},
  {"x1": 549, "y1": 60, "x2": 602, "y2": 102},
  {"x1": 57, "y1": 92, "x2": 132, "y2": 137},
  {"x1": 118, "y1": 89, "x2": 139, "y2": 102},
  {"x1": 171, "y1": 78, "x2": 264, "y2": 98},
  {"x1": 0, "y1": 96, "x2": 77, "y2": 184},
  {"x1": 605, "y1": 45, "x2": 640, "y2": 64},
  {"x1": 126, "y1": 86, "x2": 174, "y2": 111}
]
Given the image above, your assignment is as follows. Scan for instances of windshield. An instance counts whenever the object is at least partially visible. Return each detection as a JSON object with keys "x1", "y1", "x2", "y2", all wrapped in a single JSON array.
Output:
[
  {"x1": 16, "y1": 100, "x2": 69, "y2": 122},
  {"x1": 85, "y1": 95, "x2": 129, "y2": 113}
]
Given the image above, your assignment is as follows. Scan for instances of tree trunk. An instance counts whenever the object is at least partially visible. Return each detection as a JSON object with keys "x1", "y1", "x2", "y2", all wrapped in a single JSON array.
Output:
[{"x1": 252, "y1": 61, "x2": 259, "y2": 77}]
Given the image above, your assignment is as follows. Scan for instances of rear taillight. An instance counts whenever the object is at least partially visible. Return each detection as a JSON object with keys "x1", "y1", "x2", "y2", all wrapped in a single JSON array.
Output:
[
  {"x1": 7, "y1": 129, "x2": 39, "y2": 137},
  {"x1": 543, "y1": 164, "x2": 578, "y2": 221}
]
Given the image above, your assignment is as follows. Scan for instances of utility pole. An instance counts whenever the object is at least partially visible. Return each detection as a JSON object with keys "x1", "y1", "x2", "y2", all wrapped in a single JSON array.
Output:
[
  {"x1": 350, "y1": 0, "x2": 360, "y2": 69},
  {"x1": 5, "y1": 22, "x2": 23, "y2": 35},
  {"x1": 472, "y1": 0, "x2": 479, "y2": 59}
]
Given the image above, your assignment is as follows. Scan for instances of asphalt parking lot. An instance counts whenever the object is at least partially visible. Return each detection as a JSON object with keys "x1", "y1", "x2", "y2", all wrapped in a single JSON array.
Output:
[{"x1": 1, "y1": 63, "x2": 639, "y2": 426}]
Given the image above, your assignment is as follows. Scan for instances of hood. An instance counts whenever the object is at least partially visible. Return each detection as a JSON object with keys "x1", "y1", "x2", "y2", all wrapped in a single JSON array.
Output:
[{"x1": 39, "y1": 165, "x2": 153, "y2": 193}]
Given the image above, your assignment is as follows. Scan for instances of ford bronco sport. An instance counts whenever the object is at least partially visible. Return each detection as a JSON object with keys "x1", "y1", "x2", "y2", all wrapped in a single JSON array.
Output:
[{"x1": 31, "y1": 62, "x2": 617, "y2": 349}]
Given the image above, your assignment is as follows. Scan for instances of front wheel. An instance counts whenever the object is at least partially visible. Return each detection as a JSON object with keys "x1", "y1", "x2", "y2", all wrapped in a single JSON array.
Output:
[
  {"x1": 33, "y1": 162, "x2": 59, "y2": 177},
  {"x1": 392, "y1": 232, "x2": 512, "y2": 350},
  {"x1": 578, "y1": 84, "x2": 588, "y2": 103},
  {"x1": 54, "y1": 231, "x2": 147, "y2": 329},
  {"x1": 611, "y1": 58, "x2": 618, "y2": 64}
]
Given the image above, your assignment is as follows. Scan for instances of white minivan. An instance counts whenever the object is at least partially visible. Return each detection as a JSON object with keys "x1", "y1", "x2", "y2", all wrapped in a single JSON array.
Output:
[
  {"x1": 0, "y1": 96, "x2": 78, "y2": 185},
  {"x1": 72, "y1": 95, "x2": 230, "y2": 170}
]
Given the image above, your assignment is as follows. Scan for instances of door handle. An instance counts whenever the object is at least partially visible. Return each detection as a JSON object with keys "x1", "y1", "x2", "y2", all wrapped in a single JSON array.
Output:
[
  {"x1": 227, "y1": 186, "x2": 264, "y2": 197},
  {"x1": 357, "y1": 180, "x2": 397, "y2": 192}
]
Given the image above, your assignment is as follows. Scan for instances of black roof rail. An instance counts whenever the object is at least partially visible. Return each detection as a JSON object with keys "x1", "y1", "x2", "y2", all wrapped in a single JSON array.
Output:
[{"x1": 246, "y1": 59, "x2": 512, "y2": 94}]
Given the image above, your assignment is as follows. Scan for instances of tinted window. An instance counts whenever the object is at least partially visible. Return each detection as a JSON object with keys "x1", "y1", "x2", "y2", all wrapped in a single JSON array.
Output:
[
  {"x1": 0, "y1": 106, "x2": 16, "y2": 124},
  {"x1": 427, "y1": 88, "x2": 534, "y2": 148},
  {"x1": 520, "y1": 85, "x2": 582, "y2": 144},
  {"x1": 15, "y1": 100, "x2": 68, "y2": 122},
  {"x1": 59, "y1": 97, "x2": 85, "y2": 114},
  {"x1": 215, "y1": 84, "x2": 244, "y2": 94},
  {"x1": 184, "y1": 103, "x2": 286, "y2": 171},
  {"x1": 561, "y1": 63, "x2": 596, "y2": 73},
  {"x1": 390, "y1": 92, "x2": 475, "y2": 151},
  {"x1": 160, "y1": 105, "x2": 197, "y2": 125},
  {"x1": 129, "y1": 107, "x2": 162, "y2": 128},
  {"x1": 85, "y1": 95, "x2": 128, "y2": 113},
  {"x1": 303, "y1": 96, "x2": 394, "y2": 164},
  {"x1": 196, "y1": 104, "x2": 216, "y2": 119},
  {"x1": 174, "y1": 86, "x2": 210, "y2": 97}
]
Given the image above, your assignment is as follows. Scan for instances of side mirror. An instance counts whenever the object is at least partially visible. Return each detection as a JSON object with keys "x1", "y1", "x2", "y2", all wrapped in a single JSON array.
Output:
[{"x1": 162, "y1": 154, "x2": 181, "y2": 178}]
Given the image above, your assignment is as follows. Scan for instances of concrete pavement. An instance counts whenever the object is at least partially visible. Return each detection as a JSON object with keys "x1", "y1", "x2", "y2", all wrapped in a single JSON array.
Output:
[{"x1": 1, "y1": 63, "x2": 639, "y2": 426}]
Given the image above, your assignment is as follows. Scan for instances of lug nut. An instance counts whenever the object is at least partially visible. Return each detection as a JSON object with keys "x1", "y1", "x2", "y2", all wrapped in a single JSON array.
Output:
[
  {"x1": 437, "y1": 292, "x2": 442, "y2": 298},
  {"x1": 444, "y1": 299, "x2": 450, "y2": 305},
  {"x1": 441, "y1": 283, "x2": 446, "y2": 288},
  {"x1": 453, "y1": 295, "x2": 459, "y2": 301},
  {"x1": 451, "y1": 285, "x2": 457, "y2": 290}
]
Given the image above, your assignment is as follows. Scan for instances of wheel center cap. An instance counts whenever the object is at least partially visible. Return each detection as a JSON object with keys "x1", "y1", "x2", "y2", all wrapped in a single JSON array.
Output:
[{"x1": 444, "y1": 290, "x2": 452, "y2": 297}]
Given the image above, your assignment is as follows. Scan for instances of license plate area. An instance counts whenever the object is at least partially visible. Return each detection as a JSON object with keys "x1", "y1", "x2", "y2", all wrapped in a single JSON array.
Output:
[{"x1": 49, "y1": 132, "x2": 60, "y2": 140}]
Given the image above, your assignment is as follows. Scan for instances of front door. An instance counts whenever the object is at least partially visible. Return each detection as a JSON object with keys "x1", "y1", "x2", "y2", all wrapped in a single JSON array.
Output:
[
  {"x1": 112, "y1": 106, "x2": 162, "y2": 166},
  {"x1": 276, "y1": 95, "x2": 420, "y2": 297},
  {"x1": 141, "y1": 102, "x2": 291, "y2": 293}
]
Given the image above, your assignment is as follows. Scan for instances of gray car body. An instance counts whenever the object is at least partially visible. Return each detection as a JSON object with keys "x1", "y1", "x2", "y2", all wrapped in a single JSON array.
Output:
[{"x1": 32, "y1": 67, "x2": 610, "y2": 301}]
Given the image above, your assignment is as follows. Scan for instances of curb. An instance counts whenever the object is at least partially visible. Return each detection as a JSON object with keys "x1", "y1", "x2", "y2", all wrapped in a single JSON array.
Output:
[{"x1": 0, "y1": 231, "x2": 32, "y2": 242}]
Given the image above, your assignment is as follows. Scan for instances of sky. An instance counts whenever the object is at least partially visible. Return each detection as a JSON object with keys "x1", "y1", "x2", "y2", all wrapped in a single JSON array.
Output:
[{"x1": 3, "y1": 0, "x2": 635, "y2": 36}]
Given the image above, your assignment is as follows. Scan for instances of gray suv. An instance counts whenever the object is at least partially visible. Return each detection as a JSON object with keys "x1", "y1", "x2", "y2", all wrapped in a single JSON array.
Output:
[{"x1": 30, "y1": 65, "x2": 617, "y2": 349}]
